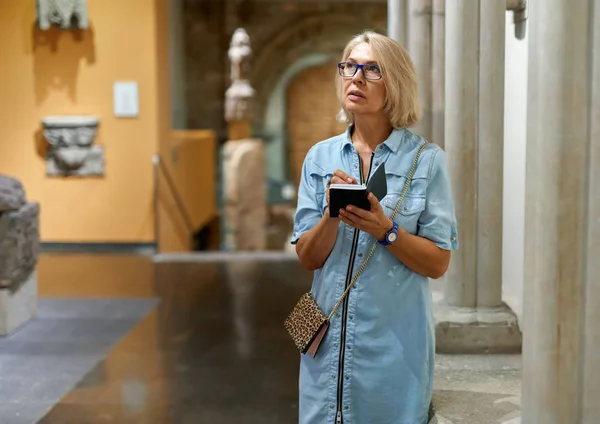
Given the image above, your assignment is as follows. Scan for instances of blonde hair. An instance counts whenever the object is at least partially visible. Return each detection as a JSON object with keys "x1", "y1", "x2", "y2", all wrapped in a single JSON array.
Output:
[{"x1": 336, "y1": 31, "x2": 420, "y2": 129}]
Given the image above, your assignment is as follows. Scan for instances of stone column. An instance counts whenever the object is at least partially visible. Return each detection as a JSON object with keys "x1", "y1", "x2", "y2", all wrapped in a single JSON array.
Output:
[
  {"x1": 387, "y1": 0, "x2": 407, "y2": 47},
  {"x1": 522, "y1": 0, "x2": 600, "y2": 422},
  {"x1": 435, "y1": 0, "x2": 521, "y2": 353},
  {"x1": 431, "y1": 0, "x2": 444, "y2": 148},
  {"x1": 406, "y1": 0, "x2": 432, "y2": 141}
]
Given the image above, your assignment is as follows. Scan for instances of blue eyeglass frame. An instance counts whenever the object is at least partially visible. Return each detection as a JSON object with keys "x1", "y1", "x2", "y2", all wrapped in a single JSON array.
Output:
[{"x1": 337, "y1": 62, "x2": 383, "y2": 80}]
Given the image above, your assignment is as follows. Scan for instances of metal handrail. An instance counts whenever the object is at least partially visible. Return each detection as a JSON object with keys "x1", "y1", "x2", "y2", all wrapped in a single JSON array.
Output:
[{"x1": 153, "y1": 153, "x2": 195, "y2": 237}]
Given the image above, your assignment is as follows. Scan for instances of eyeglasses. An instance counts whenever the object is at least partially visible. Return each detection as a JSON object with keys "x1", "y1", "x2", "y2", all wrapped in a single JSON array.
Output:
[{"x1": 338, "y1": 62, "x2": 383, "y2": 80}]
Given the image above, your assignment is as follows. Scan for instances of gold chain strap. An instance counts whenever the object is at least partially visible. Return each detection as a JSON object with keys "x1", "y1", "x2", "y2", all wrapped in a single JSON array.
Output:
[{"x1": 327, "y1": 141, "x2": 429, "y2": 320}]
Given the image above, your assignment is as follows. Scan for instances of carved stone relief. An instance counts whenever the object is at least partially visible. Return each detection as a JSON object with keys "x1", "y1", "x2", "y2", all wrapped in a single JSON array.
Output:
[
  {"x1": 225, "y1": 28, "x2": 256, "y2": 122},
  {"x1": 42, "y1": 116, "x2": 104, "y2": 177},
  {"x1": 0, "y1": 174, "x2": 39, "y2": 336},
  {"x1": 36, "y1": 0, "x2": 89, "y2": 31}
]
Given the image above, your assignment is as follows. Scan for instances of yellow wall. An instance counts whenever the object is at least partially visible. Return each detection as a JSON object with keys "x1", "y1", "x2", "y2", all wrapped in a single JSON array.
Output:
[{"x1": 0, "y1": 0, "x2": 163, "y2": 243}]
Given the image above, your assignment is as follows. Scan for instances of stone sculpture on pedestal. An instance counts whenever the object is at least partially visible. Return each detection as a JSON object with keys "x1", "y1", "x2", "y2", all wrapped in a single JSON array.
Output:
[
  {"x1": 0, "y1": 174, "x2": 39, "y2": 336},
  {"x1": 36, "y1": 0, "x2": 89, "y2": 30},
  {"x1": 222, "y1": 28, "x2": 267, "y2": 251},
  {"x1": 42, "y1": 115, "x2": 104, "y2": 177}
]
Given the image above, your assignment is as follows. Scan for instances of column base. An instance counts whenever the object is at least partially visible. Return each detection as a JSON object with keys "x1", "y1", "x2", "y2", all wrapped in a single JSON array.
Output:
[{"x1": 433, "y1": 296, "x2": 522, "y2": 354}]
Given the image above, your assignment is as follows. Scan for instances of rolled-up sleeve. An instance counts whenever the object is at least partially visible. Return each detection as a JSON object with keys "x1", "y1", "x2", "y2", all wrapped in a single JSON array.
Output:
[
  {"x1": 417, "y1": 149, "x2": 459, "y2": 250},
  {"x1": 291, "y1": 152, "x2": 323, "y2": 245}
]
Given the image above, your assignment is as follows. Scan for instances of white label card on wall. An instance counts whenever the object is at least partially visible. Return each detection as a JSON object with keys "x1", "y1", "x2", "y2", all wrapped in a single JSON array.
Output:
[{"x1": 113, "y1": 82, "x2": 139, "y2": 118}]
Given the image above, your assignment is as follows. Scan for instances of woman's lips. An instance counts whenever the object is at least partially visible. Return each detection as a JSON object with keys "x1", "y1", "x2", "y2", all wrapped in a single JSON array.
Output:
[{"x1": 348, "y1": 90, "x2": 366, "y2": 101}]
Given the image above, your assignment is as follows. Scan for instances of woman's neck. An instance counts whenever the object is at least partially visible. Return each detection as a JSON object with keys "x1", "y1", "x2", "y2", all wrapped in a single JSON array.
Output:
[{"x1": 351, "y1": 115, "x2": 393, "y2": 152}]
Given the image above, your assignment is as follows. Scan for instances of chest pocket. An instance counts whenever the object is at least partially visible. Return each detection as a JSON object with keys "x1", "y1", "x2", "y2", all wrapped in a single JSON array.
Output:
[
  {"x1": 382, "y1": 167, "x2": 427, "y2": 235},
  {"x1": 310, "y1": 168, "x2": 333, "y2": 215},
  {"x1": 384, "y1": 195, "x2": 425, "y2": 234}
]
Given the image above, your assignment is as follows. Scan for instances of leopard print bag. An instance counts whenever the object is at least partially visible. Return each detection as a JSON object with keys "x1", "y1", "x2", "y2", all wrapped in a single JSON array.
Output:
[{"x1": 284, "y1": 142, "x2": 428, "y2": 357}]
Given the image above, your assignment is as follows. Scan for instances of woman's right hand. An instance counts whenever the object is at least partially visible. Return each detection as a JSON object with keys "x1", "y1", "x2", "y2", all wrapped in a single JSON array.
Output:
[
  {"x1": 297, "y1": 169, "x2": 357, "y2": 270},
  {"x1": 326, "y1": 169, "x2": 358, "y2": 210}
]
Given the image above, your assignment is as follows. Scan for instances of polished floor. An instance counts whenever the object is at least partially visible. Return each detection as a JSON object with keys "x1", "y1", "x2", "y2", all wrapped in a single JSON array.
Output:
[
  {"x1": 0, "y1": 298, "x2": 156, "y2": 423},
  {"x1": 1, "y1": 253, "x2": 521, "y2": 423},
  {"x1": 35, "y1": 253, "x2": 308, "y2": 424}
]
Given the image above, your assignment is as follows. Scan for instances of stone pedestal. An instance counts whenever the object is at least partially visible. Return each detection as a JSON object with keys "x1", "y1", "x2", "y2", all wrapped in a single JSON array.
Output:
[
  {"x1": 0, "y1": 203, "x2": 40, "y2": 287},
  {"x1": 0, "y1": 270, "x2": 37, "y2": 336},
  {"x1": 435, "y1": 302, "x2": 521, "y2": 354},
  {"x1": 0, "y1": 200, "x2": 40, "y2": 336},
  {"x1": 222, "y1": 139, "x2": 267, "y2": 251},
  {"x1": 521, "y1": 0, "x2": 600, "y2": 422},
  {"x1": 435, "y1": 0, "x2": 521, "y2": 354}
]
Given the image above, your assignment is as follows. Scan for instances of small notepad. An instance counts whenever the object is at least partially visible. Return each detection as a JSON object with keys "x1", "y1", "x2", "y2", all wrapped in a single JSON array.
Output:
[{"x1": 329, "y1": 163, "x2": 387, "y2": 217}]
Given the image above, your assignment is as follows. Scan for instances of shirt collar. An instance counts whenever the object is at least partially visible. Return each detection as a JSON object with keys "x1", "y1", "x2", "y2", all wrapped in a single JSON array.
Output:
[
  {"x1": 340, "y1": 126, "x2": 353, "y2": 151},
  {"x1": 340, "y1": 125, "x2": 407, "y2": 154}
]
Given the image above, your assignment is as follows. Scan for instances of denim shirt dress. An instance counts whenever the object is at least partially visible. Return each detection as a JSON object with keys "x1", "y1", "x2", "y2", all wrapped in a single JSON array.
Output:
[{"x1": 291, "y1": 127, "x2": 459, "y2": 424}]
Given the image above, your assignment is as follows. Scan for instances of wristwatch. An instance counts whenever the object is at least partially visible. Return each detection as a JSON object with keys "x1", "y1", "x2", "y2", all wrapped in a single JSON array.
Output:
[{"x1": 379, "y1": 220, "x2": 399, "y2": 246}]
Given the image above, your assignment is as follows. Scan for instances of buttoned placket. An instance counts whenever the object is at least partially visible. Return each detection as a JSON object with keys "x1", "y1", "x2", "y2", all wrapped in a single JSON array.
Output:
[
  {"x1": 354, "y1": 144, "x2": 390, "y2": 260},
  {"x1": 335, "y1": 143, "x2": 391, "y2": 423},
  {"x1": 332, "y1": 143, "x2": 364, "y2": 423}
]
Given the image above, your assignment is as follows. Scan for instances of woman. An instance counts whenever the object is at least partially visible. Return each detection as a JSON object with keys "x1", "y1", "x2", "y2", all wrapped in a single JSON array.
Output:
[{"x1": 291, "y1": 31, "x2": 459, "y2": 424}]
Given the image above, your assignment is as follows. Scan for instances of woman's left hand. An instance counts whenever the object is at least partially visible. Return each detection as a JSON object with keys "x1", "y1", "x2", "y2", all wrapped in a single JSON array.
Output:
[{"x1": 339, "y1": 193, "x2": 393, "y2": 241}]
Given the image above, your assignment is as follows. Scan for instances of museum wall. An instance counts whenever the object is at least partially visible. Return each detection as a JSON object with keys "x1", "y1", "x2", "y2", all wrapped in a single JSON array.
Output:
[{"x1": 0, "y1": 0, "x2": 164, "y2": 243}]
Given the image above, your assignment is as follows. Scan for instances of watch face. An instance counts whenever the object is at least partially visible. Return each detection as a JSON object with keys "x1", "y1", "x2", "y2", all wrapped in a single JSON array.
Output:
[{"x1": 387, "y1": 232, "x2": 398, "y2": 243}]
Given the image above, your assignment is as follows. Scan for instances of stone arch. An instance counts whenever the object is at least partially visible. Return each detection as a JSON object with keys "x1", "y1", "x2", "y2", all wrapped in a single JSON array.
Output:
[
  {"x1": 263, "y1": 53, "x2": 337, "y2": 182},
  {"x1": 251, "y1": 14, "x2": 387, "y2": 129},
  {"x1": 287, "y1": 60, "x2": 348, "y2": 186},
  {"x1": 254, "y1": 13, "x2": 387, "y2": 182}
]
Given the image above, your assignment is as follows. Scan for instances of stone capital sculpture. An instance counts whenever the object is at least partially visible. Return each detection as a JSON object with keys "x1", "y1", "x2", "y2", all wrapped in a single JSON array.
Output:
[
  {"x1": 36, "y1": 0, "x2": 89, "y2": 31},
  {"x1": 42, "y1": 115, "x2": 104, "y2": 176},
  {"x1": 225, "y1": 28, "x2": 256, "y2": 122}
]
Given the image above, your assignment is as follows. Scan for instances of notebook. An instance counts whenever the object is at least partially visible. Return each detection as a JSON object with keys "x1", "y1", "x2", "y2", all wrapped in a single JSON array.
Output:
[{"x1": 329, "y1": 162, "x2": 387, "y2": 218}]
